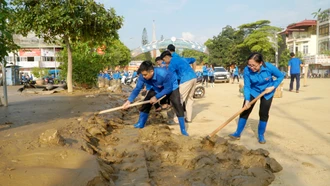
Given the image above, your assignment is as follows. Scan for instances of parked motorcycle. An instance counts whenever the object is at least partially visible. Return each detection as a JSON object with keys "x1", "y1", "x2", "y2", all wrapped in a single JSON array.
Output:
[{"x1": 193, "y1": 76, "x2": 205, "y2": 98}]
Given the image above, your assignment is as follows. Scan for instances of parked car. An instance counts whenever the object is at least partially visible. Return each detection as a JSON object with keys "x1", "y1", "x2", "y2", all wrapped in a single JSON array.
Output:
[{"x1": 213, "y1": 66, "x2": 230, "y2": 83}]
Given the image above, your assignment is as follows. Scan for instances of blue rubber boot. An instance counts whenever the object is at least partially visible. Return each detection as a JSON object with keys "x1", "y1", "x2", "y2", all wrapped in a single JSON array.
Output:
[
  {"x1": 258, "y1": 121, "x2": 267, "y2": 144},
  {"x1": 134, "y1": 112, "x2": 149, "y2": 128},
  {"x1": 178, "y1": 117, "x2": 189, "y2": 136},
  {"x1": 229, "y1": 118, "x2": 247, "y2": 140}
]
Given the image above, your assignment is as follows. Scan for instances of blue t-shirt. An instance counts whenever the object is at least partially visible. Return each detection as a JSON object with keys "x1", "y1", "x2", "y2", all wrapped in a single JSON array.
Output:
[
  {"x1": 202, "y1": 66, "x2": 209, "y2": 76},
  {"x1": 288, "y1": 58, "x2": 302, "y2": 74},
  {"x1": 234, "y1": 66, "x2": 239, "y2": 76},
  {"x1": 208, "y1": 69, "x2": 214, "y2": 77},
  {"x1": 168, "y1": 57, "x2": 196, "y2": 84},
  {"x1": 128, "y1": 68, "x2": 178, "y2": 102},
  {"x1": 243, "y1": 62, "x2": 284, "y2": 101}
]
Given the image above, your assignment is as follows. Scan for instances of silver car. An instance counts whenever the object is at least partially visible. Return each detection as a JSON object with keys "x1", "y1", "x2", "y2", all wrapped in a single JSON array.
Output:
[{"x1": 214, "y1": 67, "x2": 230, "y2": 83}]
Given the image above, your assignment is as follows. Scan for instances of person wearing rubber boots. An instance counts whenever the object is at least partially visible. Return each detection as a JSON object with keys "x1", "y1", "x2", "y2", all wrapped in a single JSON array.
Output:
[
  {"x1": 229, "y1": 52, "x2": 284, "y2": 144},
  {"x1": 160, "y1": 51, "x2": 197, "y2": 124},
  {"x1": 122, "y1": 61, "x2": 189, "y2": 136}
]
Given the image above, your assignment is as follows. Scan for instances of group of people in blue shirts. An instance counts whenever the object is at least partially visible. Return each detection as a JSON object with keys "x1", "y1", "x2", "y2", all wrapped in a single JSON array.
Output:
[
  {"x1": 122, "y1": 44, "x2": 197, "y2": 136},
  {"x1": 200, "y1": 63, "x2": 215, "y2": 87},
  {"x1": 121, "y1": 46, "x2": 284, "y2": 143},
  {"x1": 98, "y1": 70, "x2": 138, "y2": 82}
]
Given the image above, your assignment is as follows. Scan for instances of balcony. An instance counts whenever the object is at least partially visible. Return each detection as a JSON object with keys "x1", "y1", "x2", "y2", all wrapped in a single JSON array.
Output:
[
  {"x1": 16, "y1": 61, "x2": 61, "y2": 68},
  {"x1": 17, "y1": 61, "x2": 39, "y2": 68},
  {"x1": 41, "y1": 61, "x2": 61, "y2": 68}
]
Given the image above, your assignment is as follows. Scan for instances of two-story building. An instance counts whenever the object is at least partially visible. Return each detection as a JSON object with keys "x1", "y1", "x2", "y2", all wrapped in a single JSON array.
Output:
[
  {"x1": 281, "y1": 9, "x2": 330, "y2": 77},
  {"x1": 5, "y1": 33, "x2": 62, "y2": 80}
]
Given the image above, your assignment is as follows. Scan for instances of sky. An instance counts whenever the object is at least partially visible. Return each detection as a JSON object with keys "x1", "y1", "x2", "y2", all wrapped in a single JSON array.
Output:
[{"x1": 95, "y1": 0, "x2": 330, "y2": 50}]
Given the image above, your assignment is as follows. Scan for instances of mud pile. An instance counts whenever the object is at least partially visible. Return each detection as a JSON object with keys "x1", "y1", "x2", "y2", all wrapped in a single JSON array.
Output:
[{"x1": 83, "y1": 113, "x2": 282, "y2": 186}]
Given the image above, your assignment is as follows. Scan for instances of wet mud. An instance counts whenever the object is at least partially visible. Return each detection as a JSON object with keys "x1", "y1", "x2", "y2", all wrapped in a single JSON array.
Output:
[{"x1": 0, "y1": 90, "x2": 282, "y2": 186}]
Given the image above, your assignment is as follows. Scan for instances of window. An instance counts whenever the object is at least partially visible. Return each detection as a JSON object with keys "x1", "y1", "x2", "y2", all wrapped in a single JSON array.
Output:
[
  {"x1": 319, "y1": 24, "x2": 329, "y2": 37},
  {"x1": 303, "y1": 45, "x2": 308, "y2": 54},
  {"x1": 20, "y1": 57, "x2": 27, "y2": 62},
  {"x1": 42, "y1": 56, "x2": 55, "y2": 61},
  {"x1": 27, "y1": 57, "x2": 34, "y2": 62},
  {"x1": 289, "y1": 46, "x2": 294, "y2": 53}
]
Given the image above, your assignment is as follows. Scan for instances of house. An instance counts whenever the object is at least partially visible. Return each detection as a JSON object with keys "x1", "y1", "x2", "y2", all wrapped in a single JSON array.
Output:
[{"x1": 5, "y1": 33, "x2": 63, "y2": 80}]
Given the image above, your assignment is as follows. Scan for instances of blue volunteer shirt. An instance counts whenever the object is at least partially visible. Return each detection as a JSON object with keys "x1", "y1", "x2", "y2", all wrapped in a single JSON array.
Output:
[
  {"x1": 113, "y1": 72, "x2": 121, "y2": 80},
  {"x1": 128, "y1": 68, "x2": 178, "y2": 102},
  {"x1": 168, "y1": 57, "x2": 197, "y2": 84},
  {"x1": 132, "y1": 71, "x2": 137, "y2": 78},
  {"x1": 243, "y1": 62, "x2": 284, "y2": 101},
  {"x1": 202, "y1": 66, "x2": 209, "y2": 76},
  {"x1": 234, "y1": 66, "x2": 239, "y2": 75},
  {"x1": 208, "y1": 69, "x2": 214, "y2": 77},
  {"x1": 288, "y1": 58, "x2": 302, "y2": 74}
]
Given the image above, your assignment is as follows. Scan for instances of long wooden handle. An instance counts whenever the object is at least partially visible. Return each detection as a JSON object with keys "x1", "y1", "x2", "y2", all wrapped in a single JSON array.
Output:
[
  {"x1": 98, "y1": 95, "x2": 166, "y2": 114},
  {"x1": 207, "y1": 91, "x2": 267, "y2": 138}
]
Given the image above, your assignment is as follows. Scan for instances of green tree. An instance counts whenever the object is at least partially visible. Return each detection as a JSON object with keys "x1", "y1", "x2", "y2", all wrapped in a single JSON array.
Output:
[
  {"x1": 238, "y1": 20, "x2": 282, "y2": 62},
  {"x1": 59, "y1": 39, "x2": 130, "y2": 87},
  {"x1": 312, "y1": 8, "x2": 329, "y2": 21},
  {"x1": 141, "y1": 28, "x2": 152, "y2": 61},
  {"x1": 206, "y1": 25, "x2": 246, "y2": 67},
  {"x1": 181, "y1": 49, "x2": 208, "y2": 64},
  {"x1": 10, "y1": 0, "x2": 123, "y2": 92},
  {"x1": 0, "y1": 0, "x2": 18, "y2": 63}
]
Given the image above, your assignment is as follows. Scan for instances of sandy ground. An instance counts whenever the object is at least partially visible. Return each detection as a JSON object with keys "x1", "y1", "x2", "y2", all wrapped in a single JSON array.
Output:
[
  {"x1": 0, "y1": 78, "x2": 329, "y2": 185},
  {"x1": 178, "y1": 78, "x2": 330, "y2": 186}
]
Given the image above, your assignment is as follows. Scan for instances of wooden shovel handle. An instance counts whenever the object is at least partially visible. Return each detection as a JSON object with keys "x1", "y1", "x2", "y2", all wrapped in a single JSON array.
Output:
[
  {"x1": 207, "y1": 91, "x2": 267, "y2": 138},
  {"x1": 98, "y1": 95, "x2": 166, "y2": 114}
]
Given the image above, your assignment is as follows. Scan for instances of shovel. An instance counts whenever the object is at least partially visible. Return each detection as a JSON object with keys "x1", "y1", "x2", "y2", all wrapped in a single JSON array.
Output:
[
  {"x1": 98, "y1": 95, "x2": 166, "y2": 115},
  {"x1": 206, "y1": 91, "x2": 267, "y2": 140}
]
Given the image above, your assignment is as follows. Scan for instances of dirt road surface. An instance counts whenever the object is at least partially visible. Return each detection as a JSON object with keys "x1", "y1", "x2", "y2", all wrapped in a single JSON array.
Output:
[{"x1": 0, "y1": 78, "x2": 329, "y2": 185}]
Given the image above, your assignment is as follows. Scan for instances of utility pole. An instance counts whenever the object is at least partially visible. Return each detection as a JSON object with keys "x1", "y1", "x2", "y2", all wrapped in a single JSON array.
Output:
[
  {"x1": 1, "y1": 61, "x2": 8, "y2": 106},
  {"x1": 275, "y1": 33, "x2": 279, "y2": 67}
]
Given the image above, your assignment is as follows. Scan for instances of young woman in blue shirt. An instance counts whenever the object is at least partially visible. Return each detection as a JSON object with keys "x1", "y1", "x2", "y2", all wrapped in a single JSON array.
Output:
[{"x1": 229, "y1": 52, "x2": 284, "y2": 144}]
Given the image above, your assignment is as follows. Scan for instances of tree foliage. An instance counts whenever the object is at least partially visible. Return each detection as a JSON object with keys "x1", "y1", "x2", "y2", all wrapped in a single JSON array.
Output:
[
  {"x1": 207, "y1": 20, "x2": 282, "y2": 68},
  {"x1": 181, "y1": 49, "x2": 208, "y2": 65},
  {"x1": 312, "y1": 8, "x2": 329, "y2": 21},
  {"x1": 141, "y1": 28, "x2": 151, "y2": 60},
  {"x1": 10, "y1": 0, "x2": 123, "y2": 92},
  {"x1": 0, "y1": 0, "x2": 18, "y2": 63},
  {"x1": 59, "y1": 39, "x2": 130, "y2": 87},
  {"x1": 206, "y1": 25, "x2": 247, "y2": 67}
]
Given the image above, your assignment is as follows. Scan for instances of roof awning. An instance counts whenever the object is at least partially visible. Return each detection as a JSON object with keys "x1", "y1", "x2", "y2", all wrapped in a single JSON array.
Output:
[{"x1": 321, "y1": 63, "x2": 330, "y2": 67}]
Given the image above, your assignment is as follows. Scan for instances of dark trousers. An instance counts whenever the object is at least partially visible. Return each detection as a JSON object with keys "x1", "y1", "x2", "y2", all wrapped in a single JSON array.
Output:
[
  {"x1": 209, "y1": 76, "x2": 214, "y2": 83},
  {"x1": 140, "y1": 88, "x2": 184, "y2": 117},
  {"x1": 240, "y1": 95, "x2": 273, "y2": 122},
  {"x1": 290, "y1": 73, "x2": 300, "y2": 91},
  {"x1": 202, "y1": 75, "x2": 208, "y2": 85},
  {"x1": 233, "y1": 75, "x2": 239, "y2": 82}
]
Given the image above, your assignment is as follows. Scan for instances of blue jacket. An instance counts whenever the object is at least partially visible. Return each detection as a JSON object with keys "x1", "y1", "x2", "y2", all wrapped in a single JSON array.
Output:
[
  {"x1": 128, "y1": 67, "x2": 178, "y2": 102},
  {"x1": 202, "y1": 66, "x2": 209, "y2": 76},
  {"x1": 113, "y1": 72, "x2": 121, "y2": 80},
  {"x1": 208, "y1": 69, "x2": 214, "y2": 77},
  {"x1": 103, "y1": 73, "x2": 111, "y2": 80},
  {"x1": 243, "y1": 62, "x2": 284, "y2": 101},
  {"x1": 123, "y1": 71, "x2": 129, "y2": 77},
  {"x1": 168, "y1": 57, "x2": 196, "y2": 84},
  {"x1": 234, "y1": 66, "x2": 239, "y2": 76},
  {"x1": 288, "y1": 58, "x2": 302, "y2": 74},
  {"x1": 132, "y1": 71, "x2": 137, "y2": 78}
]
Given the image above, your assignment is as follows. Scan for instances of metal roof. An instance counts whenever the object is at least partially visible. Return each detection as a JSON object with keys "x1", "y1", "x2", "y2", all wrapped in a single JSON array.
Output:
[{"x1": 131, "y1": 37, "x2": 208, "y2": 57}]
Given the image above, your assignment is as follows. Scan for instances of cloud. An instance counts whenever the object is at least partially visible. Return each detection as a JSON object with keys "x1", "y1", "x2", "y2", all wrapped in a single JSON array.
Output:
[{"x1": 181, "y1": 32, "x2": 208, "y2": 45}]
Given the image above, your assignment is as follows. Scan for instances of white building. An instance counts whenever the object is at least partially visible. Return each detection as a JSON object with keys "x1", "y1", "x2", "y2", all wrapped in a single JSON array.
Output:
[
  {"x1": 5, "y1": 33, "x2": 63, "y2": 79},
  {"x1": 281, "y1": 10, "x2": 330, "y2": 77}
]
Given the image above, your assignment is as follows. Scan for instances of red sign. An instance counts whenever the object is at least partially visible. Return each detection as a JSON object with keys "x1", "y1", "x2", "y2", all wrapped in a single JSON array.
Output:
[{"x1": 19, "y1": 49, "x2": 41, "y2": 57}]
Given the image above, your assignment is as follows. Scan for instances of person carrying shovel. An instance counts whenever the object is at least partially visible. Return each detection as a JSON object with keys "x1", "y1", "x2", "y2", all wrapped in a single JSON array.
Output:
[
  {"x1": 122, "y1": 61, "x2": 189, "y2": 136},
  {"x1": 229, "y1": 52, "x2": 284, "y2": 144}
]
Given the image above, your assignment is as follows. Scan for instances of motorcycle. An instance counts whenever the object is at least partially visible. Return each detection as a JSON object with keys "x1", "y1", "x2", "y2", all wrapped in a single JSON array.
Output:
[
  {"x1": 124, "y1": 75, "x2": 133, "y2": 85},
  {"x1": 193, "y1": 76, "x2": 205, "y2": 98}
]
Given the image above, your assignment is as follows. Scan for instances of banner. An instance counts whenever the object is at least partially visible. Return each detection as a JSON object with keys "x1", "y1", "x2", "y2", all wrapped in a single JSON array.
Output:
[{"x1": 19, "y1": 49, "x2": 41, "y2": 57}]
